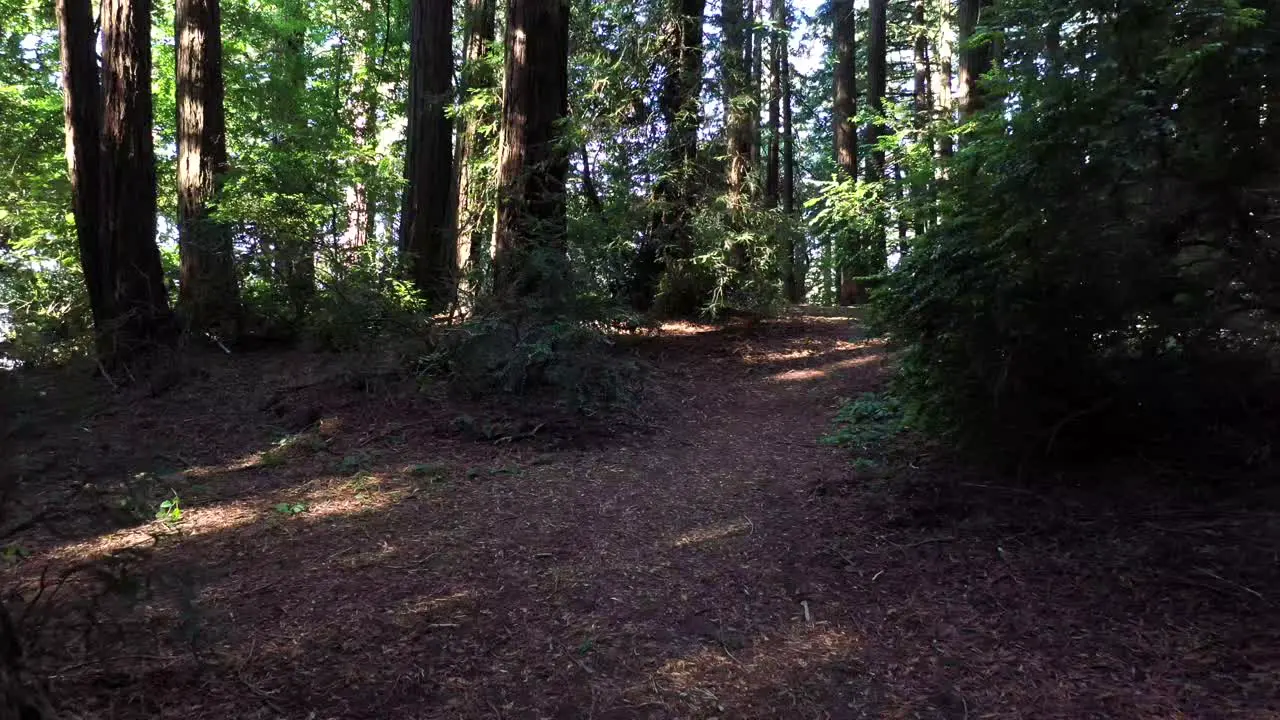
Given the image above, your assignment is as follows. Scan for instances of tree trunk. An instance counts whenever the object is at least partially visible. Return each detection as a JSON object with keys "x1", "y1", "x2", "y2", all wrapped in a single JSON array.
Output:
[
  {"x1": 764, "y1": 0, "x2": 782, "y2": 208},
  {"x1": 177, "y1": 0, "x2": 239, "y2": 336},
  {"x1": 581, "y1": 146, "x2": 603, "y2": 213},
  {"x1": 750, "y1": 0, "x2": 764, "y2": 181},
  {"x1": 492, "y1": 0, "x2": 570, "y2": 300},
  {"x1": 781, "y1": 17, "x2": 800, "y2": 302},
  {"x1": 832, "y1": 0, "x2": 859, "y2": 304},
  {"x1": 57, "y1": 0, "x2": 110, "y2": 348},
  {"x1": 936, "y1": 0, "x2": 954, "y2": 159},
  {"x1": 101, "y1": 0, "x2": 174, "y2": 363},
  {"x1": 832, "y1": 0, "x2": 857, "y2": 180},
  {"x1": 957, "y1": 0, "x2": 993, "y2": 121},
  {"x1": 868, "y1": 0, "x2": 888, "y2": 266},
  {"x1": 634, "y1": 0, "x2": 706, "y2": 313},
  {"x1": 722, "y1": 0, "x2": 751, "y2": 206},
  {"x1": 401, "y1": 0, "x2": 456, "y2": 306},
  {"x1": 911, "y1": 0, "x2": 930, "y2": 236},
  {"x1": 454, "y1": 0, "x2": 498, "y2": 294},
  {"x1": 341, "y1": 0, "x2": 384, "y2": 254}
]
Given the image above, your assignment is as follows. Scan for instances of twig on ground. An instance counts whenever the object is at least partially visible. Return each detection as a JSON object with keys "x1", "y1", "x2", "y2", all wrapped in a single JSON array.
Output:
[{"x1": 1195, "y1": 567, "x2": 1265, "y2": 601}]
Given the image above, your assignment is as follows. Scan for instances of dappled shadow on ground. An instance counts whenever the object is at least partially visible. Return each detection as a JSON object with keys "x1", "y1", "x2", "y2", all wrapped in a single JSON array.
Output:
[{"x1": 3, "y1": 308, "x2": 1277, "y2": 718}]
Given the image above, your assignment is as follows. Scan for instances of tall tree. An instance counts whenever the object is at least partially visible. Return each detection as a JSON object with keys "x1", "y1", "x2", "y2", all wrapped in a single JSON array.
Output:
[
  {"x1": 454, "y1": 0, "x2": 498, "y2": 292},
  {"x1": 867, "y1": 0, "x2": 887, "y2": 263},
  {"x1": 722, "y1": 0, "x2": 751, "y2": 205},
  {"x1": 56, "y1": 0, "x2": 109, "y2": 345},
  {"x1": 341, "y1": 0, "x2": 386, "y2": 253},
  {"x1": 401, "y1": 0, "x2": 456, "y2": 305},
  {"x1": 832, "y1": 0, "x2": 859, "y2": 304},
  {"x1": 958, "y1": 0, "x2": 993, "y2": 120},
  {"x1": 764, "y1": 0, "x2": 782, "y2": 208},
  {"x1": 831, "y1": 0, "x2": 857, "y2": 179},
  {"x1": 492, "y1": 0, "x2": 570, "y2": 299},
  {"x1": 750, "y1": 0, "x2": 764, "y2": 178},
  {"x1": 176, "y1": 0, "x2": 239, "y2": 334},
  {"x1": 936, "y1": 0, "x2": 954, "y2": 158},
  {"x1": 634, "y1": 0, "x2": 706, "y2": 312},
  {"x1": 780, "y1": 6, "x2": 799, "y2": 302},
  {"x1": 100, "y1": 0, "x2": 174, "y2": 362},
  {"x1": 911, "y1": 0, "x2": 930, "y2": 235}
]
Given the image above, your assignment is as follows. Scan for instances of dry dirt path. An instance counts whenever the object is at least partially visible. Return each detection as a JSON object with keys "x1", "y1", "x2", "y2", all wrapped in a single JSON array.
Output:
[{"x1": 7, "y1": 309, "x2": 1278, "y2": 719}]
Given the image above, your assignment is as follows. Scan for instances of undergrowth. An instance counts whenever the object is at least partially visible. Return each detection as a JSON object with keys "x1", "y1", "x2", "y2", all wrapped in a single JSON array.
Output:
[{"x1": 821, "y1": 392, "x2": 907, "y2": 468}]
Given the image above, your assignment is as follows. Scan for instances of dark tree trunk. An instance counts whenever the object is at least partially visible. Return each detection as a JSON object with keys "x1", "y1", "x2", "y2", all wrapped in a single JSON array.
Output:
[
  {"x1": 722, "y1": 0, "x2": 751, "y2": 205},
  {"x1": 492, "y1": 0, "x2": 570, "y2": 300},
  {"x1": 177, "y1": 0, "x2": 239, "y2": 335},
  {"x1": 454, "y1": 0, "x2": 497, "y2": 292},
  {"x1": 911, "y1": 0, "x2": 930, "y2": 236},
  {"x1": 402, "y1": 0, "x2": 456, "y2": 306},
  {"x1": 764, "y1": 0, "x2": 781, "y2": 209},
  {"x1": 867, "y1": 0, "x2": 888, "y2": 265},
  {"x1": 832, "y1": 0, "x2": 862, "y2": 304},
  {"x1": 832, "y1": 0, "x2": 857, "y2": 180},
  {"x1": 781, "y1": 16, "x2": 800, "y2": 302},
  {"x1": 57, "y1": 0, "x2": 110, "y2": 347},
  {"x1": 101, "y1": 0, "x2": 174, "y2": 363},
  {"x1": 634, "y1": 0, "x2": 706, "y2": 313},
  {"x1": 750, "y1": 0, "x2": 764, "y2": 180},
  {"x1": 958, "y1": 0, "x2": 993, "y2": 121},
  {"x1": 581, "y1": 146, "x2": 603, "y2": 213}
]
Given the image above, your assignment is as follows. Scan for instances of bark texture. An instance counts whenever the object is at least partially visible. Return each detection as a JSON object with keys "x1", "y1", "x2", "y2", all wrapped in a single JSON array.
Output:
[
  {"x1": 492, "y1": 0, "x2": 570, "y2": 299},
  {"x1": 722, "y1": 0, "x2": 751, "y2": 205},
  {"x1": 101, "y1": 0, "x2": 174, "y2": 362},
  {"x1": 401, "y1": 0, "x2": 456, "y2": 306},
  {"x1": 832, "y1": 0, "x2": 858, "y2": 180},
  {"x1": 177, "y1": 0, "x2": 239, "y2": 334},
  {"x1": 958, "y1": 0, "x2": 994, "y2": 120},
  {"x1": 57, "y1": 0, "x2": 109, "y2": 343}
]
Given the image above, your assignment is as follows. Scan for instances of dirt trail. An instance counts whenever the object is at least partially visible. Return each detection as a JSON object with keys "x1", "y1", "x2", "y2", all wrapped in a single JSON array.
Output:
[{"x1": 5, "y1": 310, "x2": 1278, "y2": 719}]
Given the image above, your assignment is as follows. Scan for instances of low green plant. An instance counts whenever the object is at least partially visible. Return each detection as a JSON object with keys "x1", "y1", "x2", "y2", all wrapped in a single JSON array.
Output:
[
  {"x1": 821, "y1": 392, "x2": 906, "y2": 465},
  {"x1": 272, "y1": 502, "x2": 308, "y2": 516},
  {"x1": 155, "y1": 492, "x2": 184, "y2": 524}
]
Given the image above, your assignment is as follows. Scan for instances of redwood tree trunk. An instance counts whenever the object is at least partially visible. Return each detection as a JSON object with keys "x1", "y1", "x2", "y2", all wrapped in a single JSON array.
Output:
[
  {"x1": 832, "y1": 0, "x2": 857, "y2": 180},
  {"x1": 401, "y1": 0, "x2": 456, "y2": 306},
  {"x1": 764, "y1": 0, "x2": 781, "y2": 209},
  {"x1": 911, "y1": 0, "x2": 930, "y2": 236},
  {"x1": 57, "y1": 0, "x2": 109, "y2": 344},
  {"x1": 453, "y1": 0, "x2": 498, "y2": 292},
  {"x1": 867, "y1": 0, "x2": 888, "y2": 265},
  {"x1": 781, "y1": 10, "x2": 799, "y2": 302},
  {"x1": 492, "y1": 0, "x2": 570, "y2": 300},
  {"x1": 722, "y1": 0, "x2": 751, "y2": 205},
  {"x1": 101, "y1": 0, "x2": 174, "y2": 362},
  {"x1": 958, "y1": 0, "x2": 993, "y2": 121},
  {"x1": 177, "y1": 0, "x2": 239, "y2": 335}
]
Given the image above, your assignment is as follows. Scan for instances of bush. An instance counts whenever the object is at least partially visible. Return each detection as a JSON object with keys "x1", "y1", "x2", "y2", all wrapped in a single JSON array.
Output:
[{"x1": 878, "y1": 0, "x2": 1280, "y2": 461}]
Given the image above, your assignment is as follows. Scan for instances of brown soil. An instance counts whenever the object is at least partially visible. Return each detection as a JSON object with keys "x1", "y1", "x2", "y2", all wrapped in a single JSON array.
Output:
[{"x1": 3, "y1": 309, "x2": 1277, "y2": 719}]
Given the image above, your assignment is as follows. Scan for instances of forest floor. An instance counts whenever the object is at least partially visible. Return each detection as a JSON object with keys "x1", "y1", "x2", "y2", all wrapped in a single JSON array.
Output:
[{"x1": 3, "y1": 308, "x2": 1279, "y2": 719}]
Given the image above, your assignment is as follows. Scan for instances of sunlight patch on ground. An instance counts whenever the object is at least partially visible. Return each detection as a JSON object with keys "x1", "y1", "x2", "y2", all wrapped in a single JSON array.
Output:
[
  {"x1": 43, "y1": 500, "x2": 264, "y2": 565},
  {"x1": 659, "y1": 321, "x2": 720, "y2": 336},
  {"x1": 668, "y1": 518, "x2": 754, "y2": 548},
  {"x1": 651, "y1": 624, "x2": 861, "y2": 710},
  {"x1": 769, "y1": 354, "x2": 879, "y2": 383}
]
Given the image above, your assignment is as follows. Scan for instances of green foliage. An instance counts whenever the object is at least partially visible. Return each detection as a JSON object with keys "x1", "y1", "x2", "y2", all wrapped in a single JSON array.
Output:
[
  {"x1": 879, "y1": 0, "x2": 1280, "y2": 457},
  {"x1": 155, "y1": 492, "x2": 184, "y2": 524},
  {"x1": 272, "y1": 502, "x2": 309, "y2": 516},
  {"x1": 425, "y1": 311, "x2": 638, "y2": 410},
  {"x1": 821, "y1": 392, "x2": 905, "y2": 464}
]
